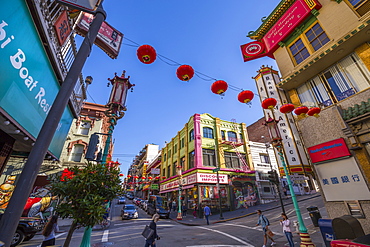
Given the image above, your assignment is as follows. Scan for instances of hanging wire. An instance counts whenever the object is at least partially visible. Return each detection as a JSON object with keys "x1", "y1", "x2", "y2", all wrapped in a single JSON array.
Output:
[
  {"x1": 122, "y1": 36, "x2": 259, "y2": 95},
  {"x1": 87, "y1": 89, "x2": 97, "y2": 103}
]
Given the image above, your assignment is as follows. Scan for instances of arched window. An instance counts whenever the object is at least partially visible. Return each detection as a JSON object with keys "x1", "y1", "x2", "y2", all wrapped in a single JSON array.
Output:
[
  {"x1": 78, "y1": 121, "x2": 91, "y2": 135},
  {"x1": 189, "y1": 129, "x2": 194, "y2": 141},
  {"x1": 227, "y1": 131, "x2": 237, "y2": 142},
  {"x1": 70, "y1": 144, "x2": 84, "y2": 162},
  {"x1": 203, "y1": 127, "x2": 214, "y2": 139}
]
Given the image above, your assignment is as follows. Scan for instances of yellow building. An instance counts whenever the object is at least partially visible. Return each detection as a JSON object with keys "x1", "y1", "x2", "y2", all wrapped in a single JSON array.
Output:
[{"x1": 244, "y1": 0, "x2": 370, "y2": 232}]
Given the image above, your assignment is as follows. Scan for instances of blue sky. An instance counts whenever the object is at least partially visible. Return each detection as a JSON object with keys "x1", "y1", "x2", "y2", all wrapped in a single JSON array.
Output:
[{"x1": 80, "y1": 1, "x2": 279, "y2": 174}]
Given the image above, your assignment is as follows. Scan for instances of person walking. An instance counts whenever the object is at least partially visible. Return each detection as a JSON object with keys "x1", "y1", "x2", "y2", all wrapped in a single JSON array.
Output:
[
  {"x1": 145, "y1": 214, "x2": 160, "y2": 247},
  {"x1": 182, "y1": 203, "x2": 187, "y2": 217},
  {"x1": 280, "y1": 213, "x2": 294, "y2": 247},
  {"x1": 256, "y1": 210, "x2": 276, "y2": 247},
  {"x1": 203, "y1": 204, "x2": 211, "y2": 225},
  {"x1": 41, "y1": 215, "x2": 59, "y2": 247},
  {"x1": 172, "y1": 200, "x2": 177, "y2": 212},
  {"x1": 193, "y1": 204, "x2": 198, "y2": 218}
]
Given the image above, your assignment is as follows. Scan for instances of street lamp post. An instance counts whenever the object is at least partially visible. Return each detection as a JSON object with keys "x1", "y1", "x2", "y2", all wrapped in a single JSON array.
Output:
[
  {"x1": 264, "y1": 115, "x2": 315, "y2": 247},
  {"x1": 177, "y1": 164, "x2": 183, "y2": 220},
  {"x1": 264, "y1": 141, "x2": 285, "y2": 214},
  {"x1": 80, "y1": 71, "x2": 133, "y2": 247}
]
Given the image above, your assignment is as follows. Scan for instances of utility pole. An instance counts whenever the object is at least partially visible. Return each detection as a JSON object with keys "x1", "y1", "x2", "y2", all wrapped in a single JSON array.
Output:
[{"x1": 0, "y1": 3, "x2": 106, "y2": 246}]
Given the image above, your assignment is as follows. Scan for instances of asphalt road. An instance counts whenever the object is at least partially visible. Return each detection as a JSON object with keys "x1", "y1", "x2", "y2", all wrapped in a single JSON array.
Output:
[{"x1": 20, "y1": 196, "x2": 326, "y2": 247}]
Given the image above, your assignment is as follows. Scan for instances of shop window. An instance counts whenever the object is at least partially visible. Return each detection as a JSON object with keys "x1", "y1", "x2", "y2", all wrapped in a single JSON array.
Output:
[
  {"x1": 224, "y1": 151, "x2": 240, "y2": 169},
  {"x1": 189, "y1": 129, "x2": 194, "y2": 141},
  {"x1": 188, "y1": 151, "x2": 195, "y2": 169},
  {"x1": 289, "y1": 22, "x2": 329, "y2": 65},
  {"x1": 70, "y1": 144, "x2": 84, "y2": 162},
  {"x1": 227, "y1": 131, "x2": 237, "y2": 142},
  {"x1": 221, "y1": 130, "x2": 225, "y2": 140},
  {"x1": 203, "y1": 127, "x2": 214, "y2": 139},
  {"x1": 78, "y1": 121, "x2": 91, "y2": 135},
  {"x1": 260, "y1": 154, "x2": 269, "y2": 164},
  {"x1": 296, "y1": 53, "x2": 370, "y2": 107},
  {"x1": 202, "y1": 149, "x2": 216, "y2": 167},
  {"x1": 346, "y1": 0, "x2": 370, "y2": 16}
]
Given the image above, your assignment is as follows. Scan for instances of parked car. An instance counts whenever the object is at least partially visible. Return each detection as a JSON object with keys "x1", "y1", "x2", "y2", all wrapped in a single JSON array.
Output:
[
  {"x1": 126, "y1": 192, "x2": 134, "y2": 200},
  {"x1": 121, "y1": 204, "x2": 138, "y2": 220},
  {"x1": 0, "y1": 214, "x2": 44, "y2": 246},
  {"x1": 147, "y1": 195, "x2": 170, "y2": 219},
  {"x1": 117, "y1": 197, "x2": 126, "y2": 204},
  {"x1": 134, "y1": 198, "x2": 143, "y2": 206}
]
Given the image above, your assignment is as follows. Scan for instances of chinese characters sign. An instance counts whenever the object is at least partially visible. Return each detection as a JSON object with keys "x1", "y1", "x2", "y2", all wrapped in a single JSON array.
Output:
[
  {"x1": 307, "y1": 138, "x2": 351, "y2": 163},
  {"x1": 315, "y1": 157, "x2": 370, "y2": 201},
  {"x1": 53, "y1": 11, "x2": 71, "y2": 46}
]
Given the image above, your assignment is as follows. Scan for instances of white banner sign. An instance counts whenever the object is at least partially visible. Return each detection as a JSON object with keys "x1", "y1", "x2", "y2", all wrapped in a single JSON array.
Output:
[
  {"x1": 150, "y1": 168, "x2": 160, "y2": 175},
  {"x1": 197, "y1": 173, "x2": 228, "y2": 184}
]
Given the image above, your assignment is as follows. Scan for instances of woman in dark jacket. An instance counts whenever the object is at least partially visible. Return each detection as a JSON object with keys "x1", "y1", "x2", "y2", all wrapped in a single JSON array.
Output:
[{"x1": 145, "y1": 214, "x2": 160, "y2": 247}]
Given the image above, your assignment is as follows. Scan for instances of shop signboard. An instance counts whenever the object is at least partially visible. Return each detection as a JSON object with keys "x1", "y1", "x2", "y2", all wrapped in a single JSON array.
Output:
[
  {"x1": 150, "y1": 168, "x2": 160, "y2": 175},
  {"x1": 307, "y1": 138, "x2": 351, "y2": 163},
  {"x1": 0, "y1": 0, "x2": 74, "y2": 158},
  {"x1": 197, "y1": 173, "x2": 228, "y2": 184},
  {"x1": 151, "y1": 184, "x2": 159, "y2": 190}
]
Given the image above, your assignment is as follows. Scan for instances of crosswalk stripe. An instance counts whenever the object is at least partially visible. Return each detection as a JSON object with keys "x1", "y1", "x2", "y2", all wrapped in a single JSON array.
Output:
[
  {"x1": 196, "y1": 226, "x2": 254, "y2": 247},
  {"x1": 102, "y1": 230, "x2": 109, "y2": 242}
]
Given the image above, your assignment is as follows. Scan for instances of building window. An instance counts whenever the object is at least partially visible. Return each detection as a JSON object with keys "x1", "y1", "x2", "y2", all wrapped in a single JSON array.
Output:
[
  {"x1": 297, "y1": 53, "x2": 370, "y2": 107},
  {"x1": 70, "y1": 144, "x2": 84, "y2": 162},
  {"x1": 263, "y1": 187, "x2": 271, "y2": 193},
  {"x1": 167, "y1": 165, "x2": 171, "y2": 178},
  {"x1": 180, "y1": 138, "x2": 185, "y2": 148},
  {"x1": 202, "y1": 149, "x2": 216, "y2": 167},
  {"x1": 289, "y1": 22, "x2": 329, "y2": 65},
  {"x1": 221, "y1": 130, "x2": 225, "y2": 140},
  {"x1": 203, "y1": 127, "x2": 214, "y2": 139},
  {"x1": 227, "y1": 131, "x2": 237, "y2": 142},
  {"x1": 173, "y1": 162, "x2": 178, "y2": 176},
  {"x1": 346, "y1": 0, "x2": 370, "y2": 16},
  {"x1": 168, "y1": 150, "x2": 171, "y2": 158},
  {"x1": 162, "y1": 168, "x2": 166, "y2": 178},
  {"x1": 174, "y1": 144, "x2": 178, "y2": 153},
  {"x1": 188, "y1": 150, "x2": 195, "y2": 169},
  {"x1": 180, "y1": 156, "x2": 185, "y2": 170},
  {"x1": 189, "y1": 129, "x2": 194, "y2": 141},
  {"x1": 224, "y1": 151, "x2": 241, "y2": 169},
  {"x1": 164, "y1": 153, "x2": 167, "y2": 162},
  {"x1": 78, "y1": 121, "x2": 91, "y2": 135},
  {"x1": 260, "y1": 154, "x2": 269, "y2": 164},
  {"x1": 239, "y1": 134, "x2": 244, "y2": 143}
]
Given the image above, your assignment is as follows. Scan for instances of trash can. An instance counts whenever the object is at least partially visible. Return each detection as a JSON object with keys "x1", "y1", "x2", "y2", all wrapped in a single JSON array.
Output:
[
  {"x1": 307, "y1": 206, "x2": 322, "y2": 227},
  {"x1": 318, "y1": 218, "x2": 336, "y2": 247}
]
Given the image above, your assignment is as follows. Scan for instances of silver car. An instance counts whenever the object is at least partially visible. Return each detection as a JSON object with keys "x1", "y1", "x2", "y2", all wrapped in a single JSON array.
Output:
[{"x1": 121, "y1": 204, "x2": 138, "y2": 220}]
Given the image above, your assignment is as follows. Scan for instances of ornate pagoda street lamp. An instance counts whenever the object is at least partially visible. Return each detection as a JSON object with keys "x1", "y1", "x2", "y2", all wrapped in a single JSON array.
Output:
[
  {"x1": 80, "y1": 71, "x2": 134, "y2": 247},
  {"x1": 264, "y1": 114, "x2": 315, "y2": 247}
]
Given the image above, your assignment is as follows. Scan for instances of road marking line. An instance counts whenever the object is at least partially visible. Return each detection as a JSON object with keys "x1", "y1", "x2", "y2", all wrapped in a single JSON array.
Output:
[
  {"x1": 218, "y1": 223, "x2": 283, "y2": 236},
  {"x1": 56, "y1": 232, "x2": 67, "y2": 238},
  {"x1": 196, "y1": 226, "x2": 254, "y2": 247},
  {"x1": 102, "y1": 230, "x2": 109, "y2": 242}
]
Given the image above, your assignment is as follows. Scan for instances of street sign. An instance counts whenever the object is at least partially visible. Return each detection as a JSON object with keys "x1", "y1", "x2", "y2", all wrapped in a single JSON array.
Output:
[
  {"x1": 212, "y1": 167, "x2": 220, "y2": 173},
  {"x1": 56, "y1": 0, "x2": 102, "y2": 13}
]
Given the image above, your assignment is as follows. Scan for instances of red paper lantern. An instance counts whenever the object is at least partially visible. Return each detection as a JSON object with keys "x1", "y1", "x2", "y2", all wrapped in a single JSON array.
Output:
[
  {"x1": 176, "y1": 65, "x2": 194, "y2": 81},
  {"x1": 148, "y1": 176, "x2": 153, "y2": 180},
  {"x1": 262, "y1": 98, "x2": 278, "y2": 110},
  {"x1": 119, "y1": 174, "x2": 124, "y2": 177},
  {"x1": 211, "y1": 80, "x2": 228, "y2": 95},
  {"x1": 307, "y1": 107, "x2": 321, "y2": 118},
  {"x1": 127, "y1": 175, "x2": 132, "y2": 178},
  {"x1": 155, "y1": 176, "x2": 160, "y2": 179},
  {"x1": 137, "y1": 45, "x2": 156, "y2": 64},
  {"x1": 134, "y1": 175, "x2": 139, "y2": 179},
  {"x1": 294, "y1": 106, "x2": 309, "y2": 117},
  {"x1": 238, "y1": 90, "x2": 254, "y2": 103},
  {"x1": 141, "y1": 176, "x2": 146, "y2": 180},
  {"x1": 280, "y1": 103, "x2": 295, "y2": 114},
  {"x1": 162, "y1": 176, "x2": 166, "y2": 179}
]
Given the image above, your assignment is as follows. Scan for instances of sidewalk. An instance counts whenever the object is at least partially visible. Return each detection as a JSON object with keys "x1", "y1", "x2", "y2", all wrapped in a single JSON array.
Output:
[{"x1": 169, "y1": 192, "x2": 326, "y2": 245}]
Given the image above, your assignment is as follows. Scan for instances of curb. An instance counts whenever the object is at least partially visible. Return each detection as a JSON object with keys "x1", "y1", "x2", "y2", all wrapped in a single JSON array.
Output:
[{"x1": 170, "y1": 194, "x2": 321, "y2": 226}]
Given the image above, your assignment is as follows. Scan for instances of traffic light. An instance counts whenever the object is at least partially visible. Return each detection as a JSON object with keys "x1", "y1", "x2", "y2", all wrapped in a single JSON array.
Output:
[
  {"x1": 86, "y1": 133, "x2": 99, "y2": 161},
  {"x1": 268, "y1": 170, "x2": 279, "y2": 184}
]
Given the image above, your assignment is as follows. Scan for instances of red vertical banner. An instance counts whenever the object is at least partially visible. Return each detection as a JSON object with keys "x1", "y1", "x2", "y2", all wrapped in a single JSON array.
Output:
[{"x1": 53, "y1": 10, "x2": 71, "y2": 46}]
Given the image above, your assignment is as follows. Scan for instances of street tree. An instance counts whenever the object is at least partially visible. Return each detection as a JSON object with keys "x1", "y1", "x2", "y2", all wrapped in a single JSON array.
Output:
[{"x1": 50, "y1": 162, "x2": 122, "y2": 247}]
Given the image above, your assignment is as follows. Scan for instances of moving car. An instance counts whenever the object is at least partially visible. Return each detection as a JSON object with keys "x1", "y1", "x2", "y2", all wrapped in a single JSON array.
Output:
[
  {"x1": 0, "y1": 214, "x2": 44, "y2": 246},
  {"x1": 126, "y1": 192, "x2": 134, "y2": 200},
  {"x1": 117, "y1": 197, "x2": 126, "y2": 204},
  {"x1": 121, "y1": 204, "x2": 138, "y2": 220},
  {"x1": 147, "y1": 195, "x2": 170, "y2": 219}
]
